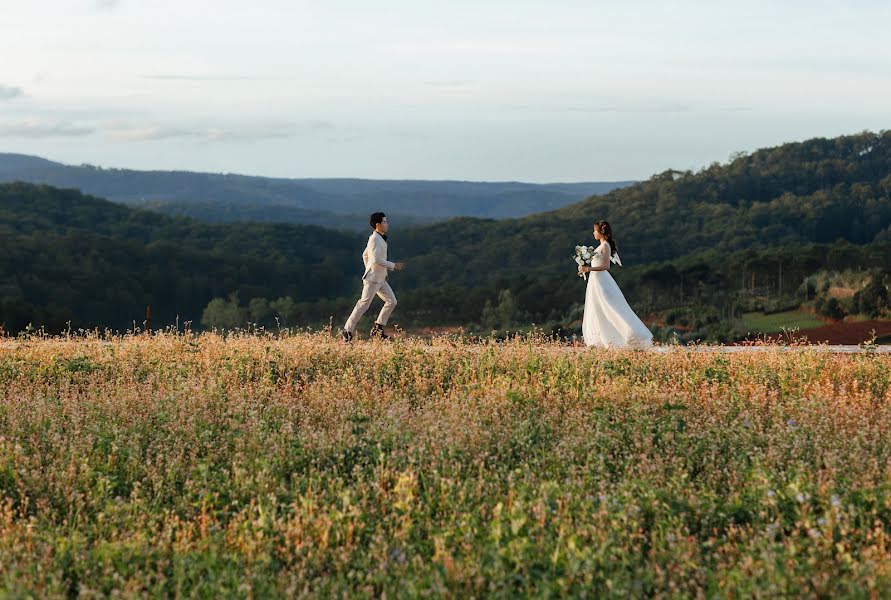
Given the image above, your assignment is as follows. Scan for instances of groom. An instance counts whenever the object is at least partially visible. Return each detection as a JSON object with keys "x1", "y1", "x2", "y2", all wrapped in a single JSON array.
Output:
[{"x1": 342, "y1": 212, "x2": 405, "y2": 342}]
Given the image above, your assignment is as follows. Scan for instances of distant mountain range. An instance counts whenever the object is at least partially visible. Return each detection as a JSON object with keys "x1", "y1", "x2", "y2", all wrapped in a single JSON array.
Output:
[{"x1": 0, "y1": 153, "x2": 634, "y2": 230}]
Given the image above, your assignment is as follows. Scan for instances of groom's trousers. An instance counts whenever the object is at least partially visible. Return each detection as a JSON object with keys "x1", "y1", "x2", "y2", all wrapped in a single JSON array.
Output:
[{"x1": 344, "y1": 280, "x2": 397, "y2": 333}]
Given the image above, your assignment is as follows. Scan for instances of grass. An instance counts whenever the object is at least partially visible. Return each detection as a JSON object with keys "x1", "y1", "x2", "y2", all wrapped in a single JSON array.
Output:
[
  {"x1": 1, "y1": 331, "x2": 890, "y2": 597},
  {"x1": 845, "y1": 313, "x2": 874, "y2": 323},
  {"x1": 742, "y1": 309, "x2": 826, "y2": 333}
]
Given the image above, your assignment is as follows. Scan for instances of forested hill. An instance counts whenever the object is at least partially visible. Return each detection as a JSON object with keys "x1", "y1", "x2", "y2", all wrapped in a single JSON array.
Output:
[
  {"x1": 0, "y1": 183, "x2": 364, "y2": 331},
  {"x1": 391, "y1": 131, "x2": 891, "y2": 289},
  {"x1": 0, "y1": 153, "x2": 632, "y2": 229},
  {"x1": 1, "y1": 130, "x2": 890, "y2": 335}
]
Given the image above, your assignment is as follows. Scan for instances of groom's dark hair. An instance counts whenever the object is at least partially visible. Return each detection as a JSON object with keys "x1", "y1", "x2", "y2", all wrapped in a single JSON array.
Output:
[{"x1": 369, "y1": 212, "x2": 386, "y2": 229}]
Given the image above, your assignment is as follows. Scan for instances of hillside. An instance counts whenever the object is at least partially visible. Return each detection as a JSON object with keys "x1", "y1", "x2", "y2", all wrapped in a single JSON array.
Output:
[
  {"x1": 0, "y1": 153, "x2": 632, "y2": 229},
  {"x1": 390, "y1": 131, "x2": 891, "y2": 289},
  {"x1": 0, "y1": 183, "x2": 364, "y2": 332},
  {"x1": 1, "y1": 130, "x2": 890, "y2": 337}
]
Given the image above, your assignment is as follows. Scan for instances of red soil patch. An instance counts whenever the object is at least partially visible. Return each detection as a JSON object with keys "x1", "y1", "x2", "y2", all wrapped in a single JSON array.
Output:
[{"x1": 778, "y1": 320, "x2": 891, "y2": 345}]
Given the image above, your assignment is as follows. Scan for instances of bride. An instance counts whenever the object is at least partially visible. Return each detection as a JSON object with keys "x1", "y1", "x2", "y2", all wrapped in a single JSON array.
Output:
[{"x1": 577, "y1": 221, "x2": 654, "y2": 349}]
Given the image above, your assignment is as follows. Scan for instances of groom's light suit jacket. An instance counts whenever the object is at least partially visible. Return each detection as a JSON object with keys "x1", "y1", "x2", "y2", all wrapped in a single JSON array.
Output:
[{"x1": 362, "y1": 231, "x2": 396, "y2": 284}]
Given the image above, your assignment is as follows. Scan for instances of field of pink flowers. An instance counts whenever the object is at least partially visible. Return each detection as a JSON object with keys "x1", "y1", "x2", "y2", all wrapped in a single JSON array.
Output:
[{"x1": 1, "y1": 332, "x2": 890, "y2": 597}]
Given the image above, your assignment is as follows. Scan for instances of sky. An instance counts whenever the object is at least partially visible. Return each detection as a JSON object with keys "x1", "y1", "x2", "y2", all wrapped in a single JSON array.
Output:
[{"x1": 1, "y1": 0, "x2": 890, "y2": 182}]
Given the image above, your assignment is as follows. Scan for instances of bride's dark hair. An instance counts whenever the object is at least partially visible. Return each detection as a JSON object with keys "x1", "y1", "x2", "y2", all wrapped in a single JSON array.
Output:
[{"x1": 594, "y1": 221, "x2": 618, "y2": 256}]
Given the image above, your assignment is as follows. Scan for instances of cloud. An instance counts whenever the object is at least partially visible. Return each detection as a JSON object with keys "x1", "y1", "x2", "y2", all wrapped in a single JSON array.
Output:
[
  {"x1": 0, "y1": 113, "x2": 333, "y2": 142},
  {"x1": 0, "y1": 120, "x2": 94, "y2": 137},
  {"x1": 382, "y1": 41, "x2": 538, "y2": 56},
  {"x1": 93, "y1": 0, "x2": 120, "y2": 11},
  {"x1": 422, "y1": 80, "x2": 475, "y2": 87},
  {"x1": 565, "y1": 102, "x2": 691, "y2": 114},
  {"x1": 143, "y1": 74, "x2": 290, "y2": 82},
  {"x1": 101, "y1": 120, "x2": 334, "y2": 142},
  {"x1": 144, "y1": 74, "x2": 256, "y2": 82},
  {"x1": 0, "y1": 85, "x2": 23, "y2": 100}
]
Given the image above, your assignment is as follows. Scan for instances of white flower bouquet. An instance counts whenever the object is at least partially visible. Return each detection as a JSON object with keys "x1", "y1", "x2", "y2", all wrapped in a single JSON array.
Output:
[{"x1": 573, "y1": 245, "x2": 599, "y2": 281}]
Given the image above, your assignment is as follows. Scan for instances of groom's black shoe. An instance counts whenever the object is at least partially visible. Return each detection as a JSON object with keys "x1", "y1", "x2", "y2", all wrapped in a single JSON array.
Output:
[
  {"x1": 341, "y1": 329, "x2": 353, "y2": 343},
  {"x1": 370, "y1": 322, "x2": 389, "y2": 340}
]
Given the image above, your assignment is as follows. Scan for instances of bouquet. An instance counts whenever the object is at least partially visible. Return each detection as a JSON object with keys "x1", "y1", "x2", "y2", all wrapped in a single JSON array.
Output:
[{"x1": 573, "y1": 245, "x2": 598, "y2": 281}]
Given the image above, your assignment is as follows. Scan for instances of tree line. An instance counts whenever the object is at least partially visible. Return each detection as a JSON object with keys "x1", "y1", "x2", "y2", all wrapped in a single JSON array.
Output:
[{"x1": 1, "y1": 130, "x2": 890, "y2": 337}]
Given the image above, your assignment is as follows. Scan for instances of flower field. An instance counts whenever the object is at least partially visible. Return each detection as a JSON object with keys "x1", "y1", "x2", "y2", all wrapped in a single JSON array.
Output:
[{"x1": 1, "y1": 333, "x2": 890, "y2": 597}]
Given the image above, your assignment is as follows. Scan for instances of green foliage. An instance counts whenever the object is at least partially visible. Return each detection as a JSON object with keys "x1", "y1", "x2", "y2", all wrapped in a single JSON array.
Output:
[
  {"x1": 247, "y1": 297, "x2": 272, "y2": 323},
  {"x1": 201, "y1": 293, "x2": 246, "y2": 330},
  {"x1": 817, "y1": 297, "x2": 845, "y2": 320},
  {"x1": 481, "y1": 289, "x2": 520, "y2": 330},
  {"x1": 741, "y1": 310, "x2": 826, "y2": 333},
  {"x1": 393, "y1": 131, "x2": 891, "y2": 290},
  {"x1": 0, "y1": 183, "x2": 361, "y2": 332},
  {"x1": 2, "y1": 130, "x2": 891, "y2": 336},
  {"x1": 854, "y1": 272, "x2": 891, "y2": 317},
  {"x1": 801, "y1": 268, "x2": 890, "y2": 320}
]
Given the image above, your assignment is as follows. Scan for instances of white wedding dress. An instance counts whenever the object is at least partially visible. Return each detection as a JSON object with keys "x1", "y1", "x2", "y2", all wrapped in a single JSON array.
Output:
[{"x1": 582, "y1": 241, "x2": 654, "y2": 349}]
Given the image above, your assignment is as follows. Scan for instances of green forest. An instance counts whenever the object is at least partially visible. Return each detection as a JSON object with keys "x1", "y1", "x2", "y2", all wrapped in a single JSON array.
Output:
[{"x1": 2, "y1": 130, "x2": 890, "y2": 341}]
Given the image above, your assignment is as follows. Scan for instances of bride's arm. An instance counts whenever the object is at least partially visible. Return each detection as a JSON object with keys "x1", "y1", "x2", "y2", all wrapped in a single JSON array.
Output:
[{"x1": 583, "y1": 247, "x2": 611, "y2": 272}]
